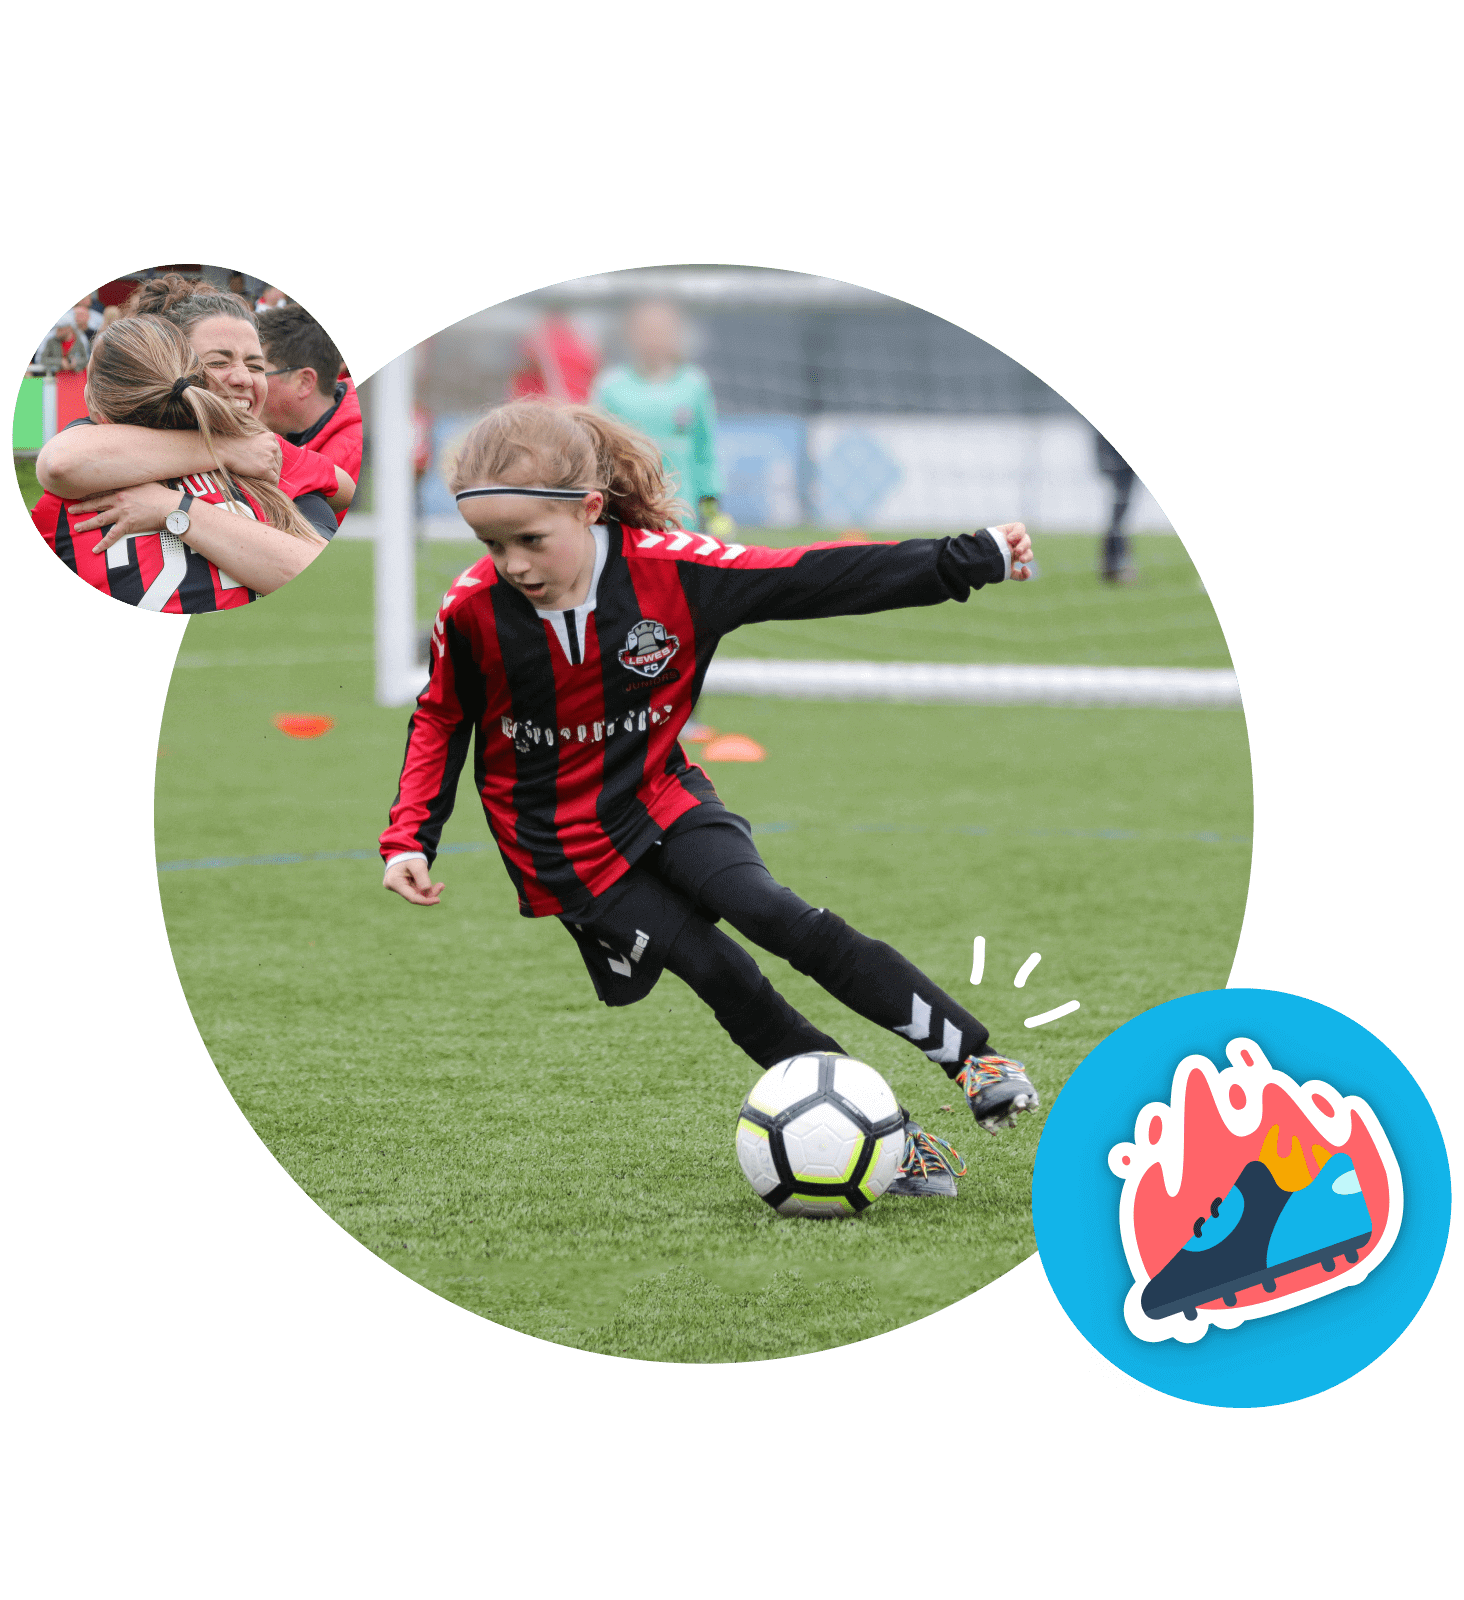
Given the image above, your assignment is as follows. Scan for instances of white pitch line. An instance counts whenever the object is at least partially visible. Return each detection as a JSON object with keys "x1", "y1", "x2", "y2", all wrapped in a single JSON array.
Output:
[
  {"x1": 1013, "y1": 952, "x2": 1042, "y2": 988},
  {"x1": 970, "y1": 936, "x2": 985, "y2": 985},
  {"x1": 1024, "y1": 1000, "x2": 1081, "y2": 1028}
]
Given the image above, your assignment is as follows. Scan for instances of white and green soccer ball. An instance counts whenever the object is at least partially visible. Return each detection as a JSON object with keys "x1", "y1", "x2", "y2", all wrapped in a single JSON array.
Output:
[{"x1": 736, "y1": 1053, "x2": 905, "y2": 1217}]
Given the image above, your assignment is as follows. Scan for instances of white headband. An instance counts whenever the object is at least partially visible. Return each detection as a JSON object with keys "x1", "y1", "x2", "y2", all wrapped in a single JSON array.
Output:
[{"x1": 455, "y1": 486, "x2": 590, "y2": 503}]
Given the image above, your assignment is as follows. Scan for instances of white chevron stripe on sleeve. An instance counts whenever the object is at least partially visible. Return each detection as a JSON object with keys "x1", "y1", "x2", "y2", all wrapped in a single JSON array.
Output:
[
  {"x1": 665, "y1": 531, "x2": 694, "y2": 552},
  {"x1": 695, "y1": 536, "x2": 721, "y2": 555},
  {"x1": 924, "y1": 1019, "x2": 963, "y2": 1064},
  {"x1": 893, "y1": 993, "x2": 932, "y2": 1042},
  {"x1": 718, "y1": 544, "x2": 746, "y2": 560},
  {"x1": 636, "y1": 532, "x2": 665, "y2": 548}
]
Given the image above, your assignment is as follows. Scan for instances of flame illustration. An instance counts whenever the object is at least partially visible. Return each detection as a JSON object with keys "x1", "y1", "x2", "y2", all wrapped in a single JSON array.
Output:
[
  {"x1": 1108, "y1": 1037, "x2": 1403, "y2": 1343},
  {"x1": 1257, "y1": 1124, "x2": 1330, "y2": 1191}
]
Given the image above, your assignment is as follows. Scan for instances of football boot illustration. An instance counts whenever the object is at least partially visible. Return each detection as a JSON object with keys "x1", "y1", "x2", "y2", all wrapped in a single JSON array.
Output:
[{"x1": 1141, "y1": 1130, "x2": 1373, "y2": 1322}]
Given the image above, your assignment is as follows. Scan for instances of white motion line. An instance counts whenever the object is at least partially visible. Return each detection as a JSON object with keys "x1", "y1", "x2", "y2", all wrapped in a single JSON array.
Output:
[{"x1": 1024, "y1": 1000, "x2": 1081, "y2": 1029}]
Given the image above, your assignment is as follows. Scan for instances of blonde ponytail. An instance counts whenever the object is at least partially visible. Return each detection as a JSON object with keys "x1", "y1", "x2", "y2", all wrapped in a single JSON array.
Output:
[
  {"x1": 449, "y1": 399, "x2": 690, "y2": 531},
  {"x1": 177, "y1": 383, "x2": 320, "y2": 540}
]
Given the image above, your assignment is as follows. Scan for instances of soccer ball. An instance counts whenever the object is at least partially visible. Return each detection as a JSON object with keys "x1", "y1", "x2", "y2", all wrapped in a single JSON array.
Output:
[{"x1": 736, "y1": 1053, "x2": 905, "y2": 1217}]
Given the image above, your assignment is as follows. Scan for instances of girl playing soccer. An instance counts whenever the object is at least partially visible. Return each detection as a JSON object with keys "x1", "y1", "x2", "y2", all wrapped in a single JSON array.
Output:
[{"x1": 380, "y1": 401, "x2": 1039, "y2": 1196}]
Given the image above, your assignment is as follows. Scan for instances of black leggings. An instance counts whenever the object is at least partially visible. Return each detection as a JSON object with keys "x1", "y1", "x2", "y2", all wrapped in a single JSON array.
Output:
[{"x1": 653, "y1": 838, "x2": 991, "y2": 1074}]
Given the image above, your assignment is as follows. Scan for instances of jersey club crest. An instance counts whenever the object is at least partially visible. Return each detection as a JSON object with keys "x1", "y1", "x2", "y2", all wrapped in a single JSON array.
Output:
[{"x1": 618, "y1": 618, "x2": 680, "y2": 678}]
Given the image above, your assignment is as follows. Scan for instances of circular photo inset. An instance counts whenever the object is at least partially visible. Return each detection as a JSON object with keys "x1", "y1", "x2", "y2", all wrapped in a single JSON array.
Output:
[
  {"x1": 17, "y1": 264, "x2": 359, "y2": 613},
  {"x1": 1033, "y1": 987, "x2": 1450, "y2": 1406},
  {"x1": 153, "y1": 265, "x2": 1253, "y2": 1361}
]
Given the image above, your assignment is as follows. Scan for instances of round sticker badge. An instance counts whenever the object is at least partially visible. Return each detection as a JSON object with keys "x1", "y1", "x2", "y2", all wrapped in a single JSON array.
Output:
[{"x1": 1032, "y1": 989, "x2": 1451, "y2": 1407}]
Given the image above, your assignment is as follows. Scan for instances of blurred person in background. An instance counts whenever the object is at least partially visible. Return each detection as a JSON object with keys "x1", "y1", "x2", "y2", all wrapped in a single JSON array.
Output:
[
  {"x1": 37, "y1": 317, "x2": 90, "y2": 374},
  {"x1": 258, "y1": 302, "x2": 362, "y2": 524},
  {"x1": 100, "y1": 305, "x2": 124, "y2": 331},
  {"x1": 508, "y1": 315, "x2": 598, "y2": 403},
  {"x1": 68, "y1": 298, "x2": 103, "y2": 336},
  {"x1": 256, "y1": 286, "x2": 288, "y2": 312},
  {"x1": 592, "y1": 299, "x2": 732, "y2": 535},
  {"x1": 413, "y1": 402, "x2": 433, "y2": 484},
  {"x1": 34, "y1": 299, "x2": 101, "y2": 372},
  {"x1": 1095, "y1": 429, "x2": 1137, "y2": 583}
]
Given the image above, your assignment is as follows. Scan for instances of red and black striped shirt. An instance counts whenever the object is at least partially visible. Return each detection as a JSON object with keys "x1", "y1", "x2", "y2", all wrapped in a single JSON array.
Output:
[
  {"x1": 33, "y1": 470, "x2": 269, "y2": 613},
  {"x1": 33, "y1": 418, "x2": 339, "y2": 612},
  {"x1": 380, "y1": 522, "x2": 1008, "y2": 918}
]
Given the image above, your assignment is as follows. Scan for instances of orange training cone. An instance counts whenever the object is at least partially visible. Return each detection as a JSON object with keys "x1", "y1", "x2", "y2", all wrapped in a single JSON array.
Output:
[
  {"x1": 273, "y1": 714, "x2": 336, "y2": 740},
  {"x1": 702, "y1": 734, "x2": 765, "y2": 762}
]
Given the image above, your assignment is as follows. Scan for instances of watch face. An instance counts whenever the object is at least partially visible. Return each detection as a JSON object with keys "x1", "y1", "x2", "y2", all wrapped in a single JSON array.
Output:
[{"x1": 165, "y1": 510, "x2": 190, "y2": 536}]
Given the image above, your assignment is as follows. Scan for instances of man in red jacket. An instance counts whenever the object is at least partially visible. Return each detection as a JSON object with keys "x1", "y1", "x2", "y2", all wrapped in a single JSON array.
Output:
[{"x1": 258, "y1": 304, "x2": 363, "y2": 523}]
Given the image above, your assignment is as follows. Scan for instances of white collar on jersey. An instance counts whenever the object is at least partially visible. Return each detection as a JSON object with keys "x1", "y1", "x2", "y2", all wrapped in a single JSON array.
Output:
[{"x1": 535, "y1": 524, "x2": 609, "y2": 665}]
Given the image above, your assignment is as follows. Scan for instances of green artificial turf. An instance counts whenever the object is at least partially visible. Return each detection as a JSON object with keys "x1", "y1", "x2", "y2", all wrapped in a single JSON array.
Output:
[
  {"x1": 14, "y1": 453, "x2": 43, "y2": 510},
  {"x1": 157, "y1": 533, "x2": 1251, "y2": 1361}
]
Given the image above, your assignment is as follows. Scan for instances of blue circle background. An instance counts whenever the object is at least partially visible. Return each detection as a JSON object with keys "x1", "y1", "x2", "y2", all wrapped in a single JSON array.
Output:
[{"x1": 1032, "y1": 988, "x2": 1451, "y2": 1407}]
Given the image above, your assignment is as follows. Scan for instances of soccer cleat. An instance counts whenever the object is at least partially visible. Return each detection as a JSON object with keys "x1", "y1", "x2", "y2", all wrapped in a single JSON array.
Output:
[
  {"x1": 884, "y1": 1119, "x2": 968, "y2": 1197},
  {"x1": 1140, "y1": 1149, "x2": 1374, "y2": 1322},
  {"x1": 957, "y1": 1053, "x2": 1040, "y2": 1135}
]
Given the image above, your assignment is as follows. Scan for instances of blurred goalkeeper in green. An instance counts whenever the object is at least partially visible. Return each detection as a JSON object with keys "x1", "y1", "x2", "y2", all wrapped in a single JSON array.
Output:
[{"x1": 592, "y1": 299, "x2": 733, "y2": 536}]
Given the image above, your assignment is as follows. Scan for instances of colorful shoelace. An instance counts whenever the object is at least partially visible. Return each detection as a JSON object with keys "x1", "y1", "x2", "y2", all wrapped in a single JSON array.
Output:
[
  {"x1": 958, "y1": 1055, "x2": 1022, "y2": 1098},
  {"x1": 898, "y1": 1127, "x2": 969, "y2": 1180}
]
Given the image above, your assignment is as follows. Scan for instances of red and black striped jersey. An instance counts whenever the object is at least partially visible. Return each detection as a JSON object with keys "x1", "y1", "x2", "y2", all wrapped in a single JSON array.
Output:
[
  {"x1": 380, "y1": 521, "x2": 1009, "y2": 918},
  {"x1": 34, "y1": 471, "x2": 267, "y2": 613}
]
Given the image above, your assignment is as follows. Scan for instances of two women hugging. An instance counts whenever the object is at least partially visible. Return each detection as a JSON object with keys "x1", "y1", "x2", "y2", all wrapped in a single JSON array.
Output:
[{"x1": 32, "y1": 274, "x2": 354, "y2": 613}]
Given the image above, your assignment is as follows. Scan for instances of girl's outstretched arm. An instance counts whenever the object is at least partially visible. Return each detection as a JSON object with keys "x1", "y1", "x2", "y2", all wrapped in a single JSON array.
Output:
[{"x1": 665, "y1": 523, "x2": 1030, "y2": 633}]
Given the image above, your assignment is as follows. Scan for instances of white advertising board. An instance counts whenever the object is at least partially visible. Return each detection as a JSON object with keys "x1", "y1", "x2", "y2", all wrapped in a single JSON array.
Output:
[{"x1": 808, "y1": 413, "x2": 1173, "y2": 532}]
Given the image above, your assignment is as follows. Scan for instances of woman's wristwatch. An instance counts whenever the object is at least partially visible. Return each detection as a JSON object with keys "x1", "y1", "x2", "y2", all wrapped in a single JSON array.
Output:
[{"x1": 164, "y1": 491, "x2": 194, "y2": 537}]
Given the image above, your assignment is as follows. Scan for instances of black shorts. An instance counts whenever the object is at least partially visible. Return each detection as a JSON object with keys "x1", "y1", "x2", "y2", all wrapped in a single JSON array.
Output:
[{"x1": 562, "y1": 802, "x2": 767, "y2": 1007}]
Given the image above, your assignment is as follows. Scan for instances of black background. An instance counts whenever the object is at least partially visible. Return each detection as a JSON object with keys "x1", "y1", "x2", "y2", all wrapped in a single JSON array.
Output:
[{"x1": 28, "y1": 259, "x2": 1446, "y2": 1414}]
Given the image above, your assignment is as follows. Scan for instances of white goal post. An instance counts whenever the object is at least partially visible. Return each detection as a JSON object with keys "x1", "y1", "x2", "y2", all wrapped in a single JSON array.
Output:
[{"x1": 372, "y1": 349, "x2": 429, "y2": 708}]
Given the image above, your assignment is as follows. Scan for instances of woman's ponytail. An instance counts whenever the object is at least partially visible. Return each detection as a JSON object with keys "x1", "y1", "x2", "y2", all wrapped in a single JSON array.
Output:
[{"x1": 176, "y1": 382, "x2": 317, "y2": 540}]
